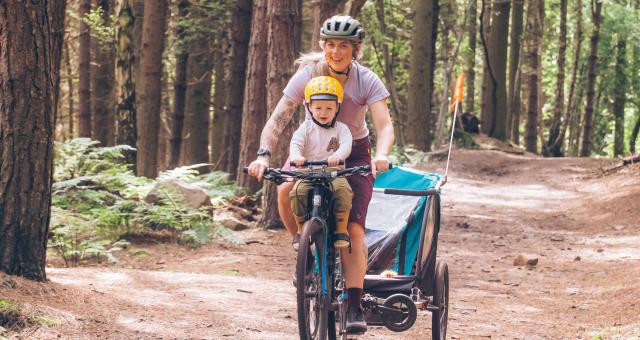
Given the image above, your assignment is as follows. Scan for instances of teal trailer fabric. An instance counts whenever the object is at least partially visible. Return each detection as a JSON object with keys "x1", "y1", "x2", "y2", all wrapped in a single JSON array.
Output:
[{"x1": 365, "y1": 166, "x2": 440, "y2": 275}]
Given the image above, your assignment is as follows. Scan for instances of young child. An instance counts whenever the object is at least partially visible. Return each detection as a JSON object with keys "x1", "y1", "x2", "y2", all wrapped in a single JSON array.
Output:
[{"x1": 289, "y1": 76, "x2": 353, "y2": 249}]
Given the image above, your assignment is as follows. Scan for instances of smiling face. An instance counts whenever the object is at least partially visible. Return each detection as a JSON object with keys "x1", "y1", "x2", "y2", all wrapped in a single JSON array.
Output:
[
  {"x1": 323, "y1": 39, "x2": 355, "y2": 72},
  {"x1": 309, "y1": 99, "x2": 338, "y2": 125}
]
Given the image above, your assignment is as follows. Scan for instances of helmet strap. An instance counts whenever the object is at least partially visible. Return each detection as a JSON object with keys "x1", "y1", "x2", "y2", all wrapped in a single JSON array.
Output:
[
  {"x1": 329, "y1": 64, "x2": 351, "y2": 76},
  {"x1": 306, "y1": 102, "x2": 340, "y2": 129}
]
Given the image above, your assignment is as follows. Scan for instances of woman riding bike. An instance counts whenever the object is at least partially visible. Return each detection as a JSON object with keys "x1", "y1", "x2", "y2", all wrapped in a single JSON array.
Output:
[{"x1": 247, "y1": 15, "x2": 394, "y2": 334}]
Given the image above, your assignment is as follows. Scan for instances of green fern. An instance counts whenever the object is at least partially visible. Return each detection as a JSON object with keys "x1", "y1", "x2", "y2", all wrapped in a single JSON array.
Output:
[
  {"x1": 179, "y1": 221, "x2": 213, "y2": 248},
  {"x1": 213, "y1": 225, "x2": 245, "y2": 245},
  {"x1": 50, "y1": 138, "x2": 243, "y2": 265}
]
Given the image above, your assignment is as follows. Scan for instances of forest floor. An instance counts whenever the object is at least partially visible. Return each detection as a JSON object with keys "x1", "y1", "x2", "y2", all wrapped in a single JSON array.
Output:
[{"x1": 2, "y1": 145, "x2": 640, "y2": 339}]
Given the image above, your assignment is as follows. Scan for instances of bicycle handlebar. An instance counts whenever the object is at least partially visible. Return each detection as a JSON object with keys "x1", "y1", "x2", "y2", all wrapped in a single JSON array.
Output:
[
  {"x1": 289, "y1": 160, "x2": 345, "y2": 167},
  {"x1": 242, "y1": 162, "x2": 394, "y2": 184},
  {"x1": 372, "y1": 187, "x2": 438, "y2": 196}
]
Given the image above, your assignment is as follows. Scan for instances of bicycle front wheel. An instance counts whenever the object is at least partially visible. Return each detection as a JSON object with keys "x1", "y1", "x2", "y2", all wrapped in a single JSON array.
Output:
[{"x1": 297, "y1": 219, "x2": 332, "y2": 340}]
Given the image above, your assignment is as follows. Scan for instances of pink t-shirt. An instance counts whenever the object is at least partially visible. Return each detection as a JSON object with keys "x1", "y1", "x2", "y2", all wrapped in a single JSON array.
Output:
[{"x1": 283, "y1": 61, "x2": 390, "y2": 140}]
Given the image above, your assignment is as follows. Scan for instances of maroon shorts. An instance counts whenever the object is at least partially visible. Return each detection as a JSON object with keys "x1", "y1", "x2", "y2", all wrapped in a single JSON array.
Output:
[{"x1": 282, "y1": 137, "x2": 373, "y2": 229}]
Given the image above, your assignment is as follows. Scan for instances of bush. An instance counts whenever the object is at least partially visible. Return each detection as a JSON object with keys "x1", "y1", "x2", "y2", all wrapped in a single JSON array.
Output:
[{"x1": 50, "y1": 139, "x2": 241, "y2": 266}]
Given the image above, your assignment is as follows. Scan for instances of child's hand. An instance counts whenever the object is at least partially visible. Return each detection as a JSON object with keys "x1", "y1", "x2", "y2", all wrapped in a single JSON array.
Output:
[
  {"x1": 327, "y1": 155, "x2": 342, "y2": 167},
  {"x1": 292, "y1": 156, "x2": 306, "y2": 167}
]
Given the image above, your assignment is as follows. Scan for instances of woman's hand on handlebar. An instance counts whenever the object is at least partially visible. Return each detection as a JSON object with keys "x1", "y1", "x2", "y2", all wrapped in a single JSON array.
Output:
[
  {"x1": 371, "y1": 154, "x2": 390, "y2": 178},
  {"x1": 247, "y1": 157, "x2": 269, "y2": 181}
]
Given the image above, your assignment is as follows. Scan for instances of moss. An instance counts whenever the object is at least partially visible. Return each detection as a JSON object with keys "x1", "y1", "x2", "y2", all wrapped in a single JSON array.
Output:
[
  {"x1": 0, "y1": 300, "x2": 61, "y2": 331},
  {"x1": 29, "y1": 315, "x2": 62, "y2": 327},
  {"x1": 0, "y1": 300, "x2": 30, "y2": 331},
  {"x1": 0, "y1": 300, "x2": 18, "y2": 312}
]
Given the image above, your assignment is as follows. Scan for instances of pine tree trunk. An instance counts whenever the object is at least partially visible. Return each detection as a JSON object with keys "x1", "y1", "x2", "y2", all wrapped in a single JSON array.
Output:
[
  {"x1": 407, "y1": 0, "x2": 438, "y2": 151},
  {"x1": 612, "y1": 37, "x2": 626, "y2": 157},
  {"x1": 64, "y1": 40, "x2": 75, "y2": 138},
  {"x1": 557, "y1": 0, "x2": 583, "y2": 155},
  {"x1": 185, "y1": 33, "x2": 214, "y2": 167},
  {"x1": 580, "y1": 0, "x2": 603, "y2": 157},
  {"x1": 311, "y1": 0, "x2": 344, "y2": 50},
  {"x1": 136, "y1": 0, "x2": 168, "y2": 177},
  {"x1": 210, "y1": 30, "x2": 227, "y2": 168},
  {"x1": 237, "y1": 0, "x2": 269, "y2": 193},
  {"x1": 569, "y1": 67, "x2": 587, "y2": 156},
  {"x1": 433, "y1": 0, "x2": 451, "y2": 146},
  {"x1": 115, "y1": 0, "x2": 138, "y2": 169},
  {"x1": 92, "y1": 0, "x2": 116, "y2": 146},
  {"x1": 479, "y1": 0, "x2": 491, "y2": 134},
  {"x1": 545, "y1": 0, "x2": 567, "y2": 157},
  {"x1": 536, "y1": 38, "x2": 545, "y2": 150},
  {"x1": 487, "y1": 0, "x2": 510, "y2": 140},
  {"x1": 631, "y1": 24, "x2": 640, "y2": 155},
  {"x1": 222, "y1": 0, "x2": 253, "y2": 178},
  {"x1": 347, "y1": 0, "x2": 367, "y2": 18},
  {"x1": 133, "y1": 0, "x2": 144, "y2": 81},
  {"x1": 49, "y1": 0, "x2": 67, "y2": 129},
  {"x1": 508, "y1": 0, "x2": 523, "y2": 143},
  {"x1": 465, "y1": 0, "x2": 477, "y2": 115},
  {"x1": 523, "y1": 0, "x2": 543, "y2": 153},
  {"x1": 0, "y1": 1, "x2": 60, "y2": 281},
  {"x1": 631, "y1": 116, "x2": 640, "y2": 154},
  {"x1": 374, "y1": 0, "x2": 405, "y2": 147},
  {"x1": 158, "y1": 69, "x2": 171, "y2": 172},
  {"x1": 260, "y1": 0, "x2": 302, "y2": 228},
  {"x1": 168, "y1": 0, "x2": 190, "y2": 170},
  {"x1": 78, "y1": 0, "x2": 92, "y2": 137}
]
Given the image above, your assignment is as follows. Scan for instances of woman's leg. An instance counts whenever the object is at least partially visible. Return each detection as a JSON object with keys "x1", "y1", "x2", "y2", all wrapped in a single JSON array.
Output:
[
  {"x1": 340, "y1": 222, "x2": 367, "y2": 288},
  {"x1": 277, "y1": 181, "x2": 298, "y2": 238},
  {"x1": 341, "y1": 222, "x2": 368, "y2": 332}
]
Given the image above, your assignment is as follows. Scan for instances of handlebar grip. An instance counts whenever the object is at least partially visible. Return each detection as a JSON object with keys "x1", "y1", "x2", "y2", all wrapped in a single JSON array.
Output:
[{"x1": 242, "y1": 167, "x2": 249, "y2": 174}]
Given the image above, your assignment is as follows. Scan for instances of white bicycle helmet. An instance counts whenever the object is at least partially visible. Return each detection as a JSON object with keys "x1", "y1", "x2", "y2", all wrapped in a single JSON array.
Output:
[{"x1": 320, "y1": 15, "x2": 365, "y2": 43}]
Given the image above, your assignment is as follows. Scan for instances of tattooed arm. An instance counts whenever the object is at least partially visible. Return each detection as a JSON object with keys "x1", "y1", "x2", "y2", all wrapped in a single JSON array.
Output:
[
  {"x1": 259, "y1": 95, "x2": 299, "y2": 158},
  {"x1": 247, "y1": 95, "x2": 299, "y2": 180}
]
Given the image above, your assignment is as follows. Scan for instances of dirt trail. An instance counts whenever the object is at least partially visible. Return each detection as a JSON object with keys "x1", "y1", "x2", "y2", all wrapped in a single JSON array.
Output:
[{"x1": 3, "y1": 149, "x2": 640, "y2": 339}]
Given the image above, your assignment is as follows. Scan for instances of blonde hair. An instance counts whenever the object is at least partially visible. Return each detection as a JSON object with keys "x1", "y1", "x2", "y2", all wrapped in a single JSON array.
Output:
[{"x1": 294, "y1": 40, "x2": 363, "y2": 76}]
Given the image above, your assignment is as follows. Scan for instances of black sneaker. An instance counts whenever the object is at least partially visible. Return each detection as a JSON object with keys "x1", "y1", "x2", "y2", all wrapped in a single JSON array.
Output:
[
  {"x1": 292, "y1": 234, "x2": 300, "y2": 251},
  {"x1": 345, "y1": 306, "x2": 367, "y2": 334}
]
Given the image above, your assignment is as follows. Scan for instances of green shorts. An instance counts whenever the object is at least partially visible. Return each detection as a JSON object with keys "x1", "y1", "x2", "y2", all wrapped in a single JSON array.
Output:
[{"x1": 289, "y1": 174, "x2": 353, "y2": 217}]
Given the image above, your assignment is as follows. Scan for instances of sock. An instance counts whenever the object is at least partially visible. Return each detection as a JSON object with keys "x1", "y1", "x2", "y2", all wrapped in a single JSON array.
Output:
[
  {"x1": 334, "y1": 211, "x2": 349, "y2": 235},
  {"x1": 347, "y1": 287, "x2": 363, "y2": 310}
]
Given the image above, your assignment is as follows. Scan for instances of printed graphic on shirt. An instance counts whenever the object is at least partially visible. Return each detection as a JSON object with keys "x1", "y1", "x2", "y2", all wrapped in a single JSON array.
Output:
[{"x1": 327, "y1": 137, "x2": 339, "y2": 153}]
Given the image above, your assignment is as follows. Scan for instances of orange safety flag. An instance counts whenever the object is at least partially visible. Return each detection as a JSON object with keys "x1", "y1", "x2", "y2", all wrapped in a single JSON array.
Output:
[{"x1": 449, "y1": 73, "x2": 465, "y2": 112}]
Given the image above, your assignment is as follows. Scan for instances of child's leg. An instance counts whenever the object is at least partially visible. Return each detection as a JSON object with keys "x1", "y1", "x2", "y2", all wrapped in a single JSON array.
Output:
[
  {"x1": 289, "y1": 180, "x2": 311, "y2": 234},
  {"x1": 331, "y1": 177, "x2": 353, "y2": 248}
]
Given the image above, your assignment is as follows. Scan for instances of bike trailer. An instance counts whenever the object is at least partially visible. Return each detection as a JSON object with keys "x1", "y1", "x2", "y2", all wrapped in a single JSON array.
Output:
[{"x1": 364, "y1": 165, "x2": 443, "y2": 297}]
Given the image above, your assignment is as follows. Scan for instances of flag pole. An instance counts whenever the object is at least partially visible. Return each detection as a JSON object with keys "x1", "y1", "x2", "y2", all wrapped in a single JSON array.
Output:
[{"x1": 442, "y1": 74, "x2": 465, "y2": 186}]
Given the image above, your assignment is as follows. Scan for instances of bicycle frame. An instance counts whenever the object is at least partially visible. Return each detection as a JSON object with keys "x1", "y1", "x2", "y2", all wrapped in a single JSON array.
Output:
[{"x1": 243, "y1": 163, "x2": 372, "y2": 339}]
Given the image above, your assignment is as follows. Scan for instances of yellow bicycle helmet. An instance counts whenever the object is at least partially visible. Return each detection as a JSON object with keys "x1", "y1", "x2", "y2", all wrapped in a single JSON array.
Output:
[
  {"x1": 304, "y1": 76, "x2": 344, "y2": 104},
  {"x1": 304, "y1": 76, "x2": 343, "y2": 128}
]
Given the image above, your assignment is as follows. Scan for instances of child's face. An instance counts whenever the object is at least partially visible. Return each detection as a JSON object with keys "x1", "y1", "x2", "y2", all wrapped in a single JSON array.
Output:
[{"x1": 309, "y1": 100, "x2": 338, "y2": 125}]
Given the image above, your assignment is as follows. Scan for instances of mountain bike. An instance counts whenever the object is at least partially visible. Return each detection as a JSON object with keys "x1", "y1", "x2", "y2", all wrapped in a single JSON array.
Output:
[{"x1": 247, "y1": 161, "x2": 372, "y2": 340}]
